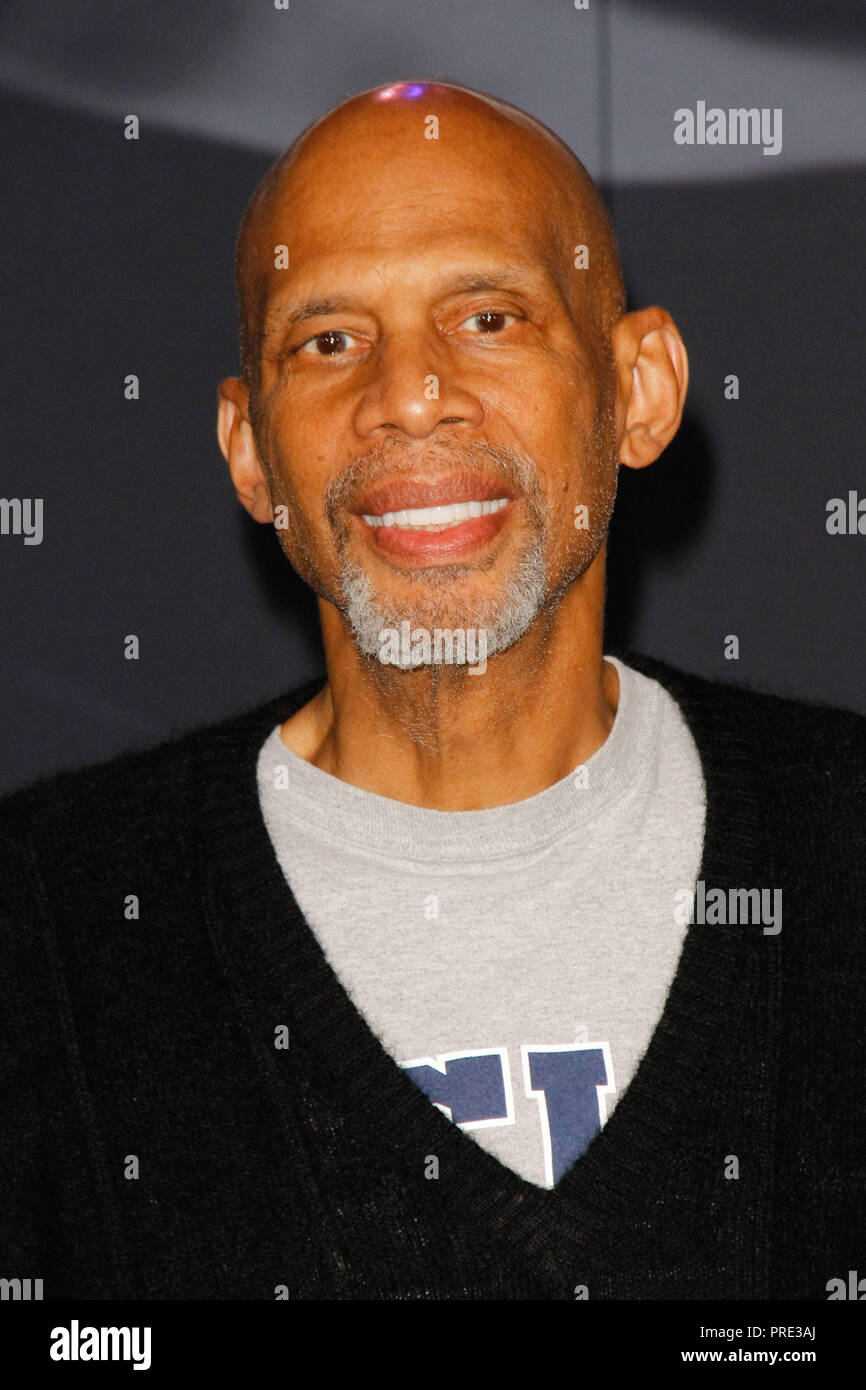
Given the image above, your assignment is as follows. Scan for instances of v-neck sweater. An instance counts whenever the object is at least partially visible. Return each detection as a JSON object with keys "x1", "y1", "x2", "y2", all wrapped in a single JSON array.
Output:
[
  {"x1": 253, "y1": 654, "x2": 708, "y2": 1190},
  {"x1": 1, "y1": 648, "x2": 864, "y2": 1300}
]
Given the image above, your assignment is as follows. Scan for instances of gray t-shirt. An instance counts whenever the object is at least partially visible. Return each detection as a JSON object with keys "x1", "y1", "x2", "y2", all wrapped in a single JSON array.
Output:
[{"x1": 256, "y1": 655, "x2": 706, "y2": 1188}]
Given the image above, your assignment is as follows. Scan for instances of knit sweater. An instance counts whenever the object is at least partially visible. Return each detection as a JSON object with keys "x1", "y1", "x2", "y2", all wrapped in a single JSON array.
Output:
[{"x1": 1, "y1": 649, "x2": 864, "y2": 1301}]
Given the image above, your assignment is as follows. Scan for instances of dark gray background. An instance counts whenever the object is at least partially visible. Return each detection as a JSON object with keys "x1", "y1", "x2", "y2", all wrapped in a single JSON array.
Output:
[{"x1": 1, "y1": 0, "x2": 864, "y2": 794}]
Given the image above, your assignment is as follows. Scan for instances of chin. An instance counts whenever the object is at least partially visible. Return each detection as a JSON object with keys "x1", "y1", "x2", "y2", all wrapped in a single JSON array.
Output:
[{"x1": 341, "y1": 543, "x2": 548, "y2": 668}]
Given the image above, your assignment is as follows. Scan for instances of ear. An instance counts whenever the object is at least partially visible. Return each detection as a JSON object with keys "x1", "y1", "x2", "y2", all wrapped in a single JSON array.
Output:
[
  {"x1": 611, "y1": 308, "x2": 689, "y2": 470},
  {"x1": 216, "y1": 377, "x2": 274, "y2": 523}
]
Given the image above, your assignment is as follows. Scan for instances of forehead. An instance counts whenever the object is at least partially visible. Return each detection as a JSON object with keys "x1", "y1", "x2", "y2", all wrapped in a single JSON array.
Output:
[{"x1": 252, "y1": 105, "x2": 581, "y2": 308}]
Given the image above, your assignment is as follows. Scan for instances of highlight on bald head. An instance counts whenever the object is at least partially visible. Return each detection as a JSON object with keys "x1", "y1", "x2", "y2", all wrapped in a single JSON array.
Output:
[{"x1": 233, "y1": 80, "x2": 626, "y2": 393}]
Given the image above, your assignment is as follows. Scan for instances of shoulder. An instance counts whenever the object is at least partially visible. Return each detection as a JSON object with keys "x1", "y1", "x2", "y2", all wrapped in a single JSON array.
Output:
[
  {"x1": 617, "y1": 648, "x2": 866, "y2": 775},
  {"x1": 0, "y1": 677, "x2": 324, "y2": 884}
]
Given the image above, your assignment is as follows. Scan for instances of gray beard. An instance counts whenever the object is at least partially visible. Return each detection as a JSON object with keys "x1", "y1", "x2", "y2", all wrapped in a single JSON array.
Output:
[
  {"x1": 339, "y1": 535, "x2": 548, "y2": 668},
  {"x1": 309, "y1": 412, "x2": 616, "y2": 673}
]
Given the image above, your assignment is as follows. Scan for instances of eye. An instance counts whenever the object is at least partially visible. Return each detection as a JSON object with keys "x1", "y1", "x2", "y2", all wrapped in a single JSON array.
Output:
[
  {"x1": 298, "y1": 329, "x2": 359, "y2": 356},
  {"x1": 459, "y1": 310, "x2": 517, "y2": 334}
]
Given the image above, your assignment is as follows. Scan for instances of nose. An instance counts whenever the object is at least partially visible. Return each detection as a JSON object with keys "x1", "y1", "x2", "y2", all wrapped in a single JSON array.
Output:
[{"x1": 352, "y1": 330, "x2": 484, "y2": 440}]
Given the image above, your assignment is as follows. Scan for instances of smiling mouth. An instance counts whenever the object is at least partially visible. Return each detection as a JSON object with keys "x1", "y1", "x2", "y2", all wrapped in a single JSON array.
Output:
[{"x1": 360, "y1": 497, "x2": 510, "y2": 532}]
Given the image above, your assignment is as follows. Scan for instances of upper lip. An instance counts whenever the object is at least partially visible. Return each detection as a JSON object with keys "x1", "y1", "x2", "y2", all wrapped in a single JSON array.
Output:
[{"x1": 354, "y1": 471, "x2": 514, "y2": 517}]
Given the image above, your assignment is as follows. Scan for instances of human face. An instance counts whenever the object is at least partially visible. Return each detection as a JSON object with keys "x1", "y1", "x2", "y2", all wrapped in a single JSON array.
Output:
[{"x1": 248, "y1": 102, "x2": 618, "y2": 650}]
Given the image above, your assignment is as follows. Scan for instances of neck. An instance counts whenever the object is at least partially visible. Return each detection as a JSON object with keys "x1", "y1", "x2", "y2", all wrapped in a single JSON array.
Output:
[{"x1": 280, "y1": 551, "x2": 618, "y2": 811}]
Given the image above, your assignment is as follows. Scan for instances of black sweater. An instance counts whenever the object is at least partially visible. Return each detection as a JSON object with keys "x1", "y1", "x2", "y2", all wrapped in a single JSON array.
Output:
[{"x1": 1, "y1": 650, "x2": 865, "y2": 1301}]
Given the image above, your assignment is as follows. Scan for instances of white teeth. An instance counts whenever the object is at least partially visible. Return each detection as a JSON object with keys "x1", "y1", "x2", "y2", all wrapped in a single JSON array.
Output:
[{"x1": 361, "y1": 497, "x2": 509, "y2": 529}]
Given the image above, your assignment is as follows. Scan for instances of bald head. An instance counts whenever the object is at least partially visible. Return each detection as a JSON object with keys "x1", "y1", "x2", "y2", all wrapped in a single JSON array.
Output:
[{"x1": 234, "y1": 80, "x2": 625, "y2": 392}]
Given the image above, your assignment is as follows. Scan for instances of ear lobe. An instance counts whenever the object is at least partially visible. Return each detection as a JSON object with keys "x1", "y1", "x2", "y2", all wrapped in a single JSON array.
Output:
[
  {"x1": 216, "y1": 378, "x2": 274, "y2": 524},
  {"x1": 614, "y1": 310, "x2": 689, "y2": 471}
]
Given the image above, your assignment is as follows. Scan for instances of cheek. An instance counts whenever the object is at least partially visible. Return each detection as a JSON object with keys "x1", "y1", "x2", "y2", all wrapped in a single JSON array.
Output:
[
  {"x1": 261, "y1": 407, "x2": 362, "y2": 582},
  {"x1": 259, "y1": 398, "x2": 339, "y2": 501},
  {"x1": 527, "y1": 386, "x2": 612, "y2": 544},
  {"x1": 496, "y1": 350, "x2": 593, "y2": 437}
]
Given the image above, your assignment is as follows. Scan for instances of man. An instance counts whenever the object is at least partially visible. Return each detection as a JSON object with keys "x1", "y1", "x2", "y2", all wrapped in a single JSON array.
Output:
[{"x1": 1, "y1": 81, "x2": 863, "y2": 1301}]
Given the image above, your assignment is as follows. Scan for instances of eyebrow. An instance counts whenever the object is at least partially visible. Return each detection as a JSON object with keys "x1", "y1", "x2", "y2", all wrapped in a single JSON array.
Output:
[
  {"x1": 281, "y1": 298, "x2": 348, "y2": 328},
  {"x1": 266, "y1": 268, "x2": 548, "y2": 336}
]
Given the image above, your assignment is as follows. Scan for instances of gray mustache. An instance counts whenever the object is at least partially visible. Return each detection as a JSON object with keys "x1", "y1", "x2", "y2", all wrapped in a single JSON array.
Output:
[{"x1": 324, "y1": 438, "x2": 546, "y2": 531}]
